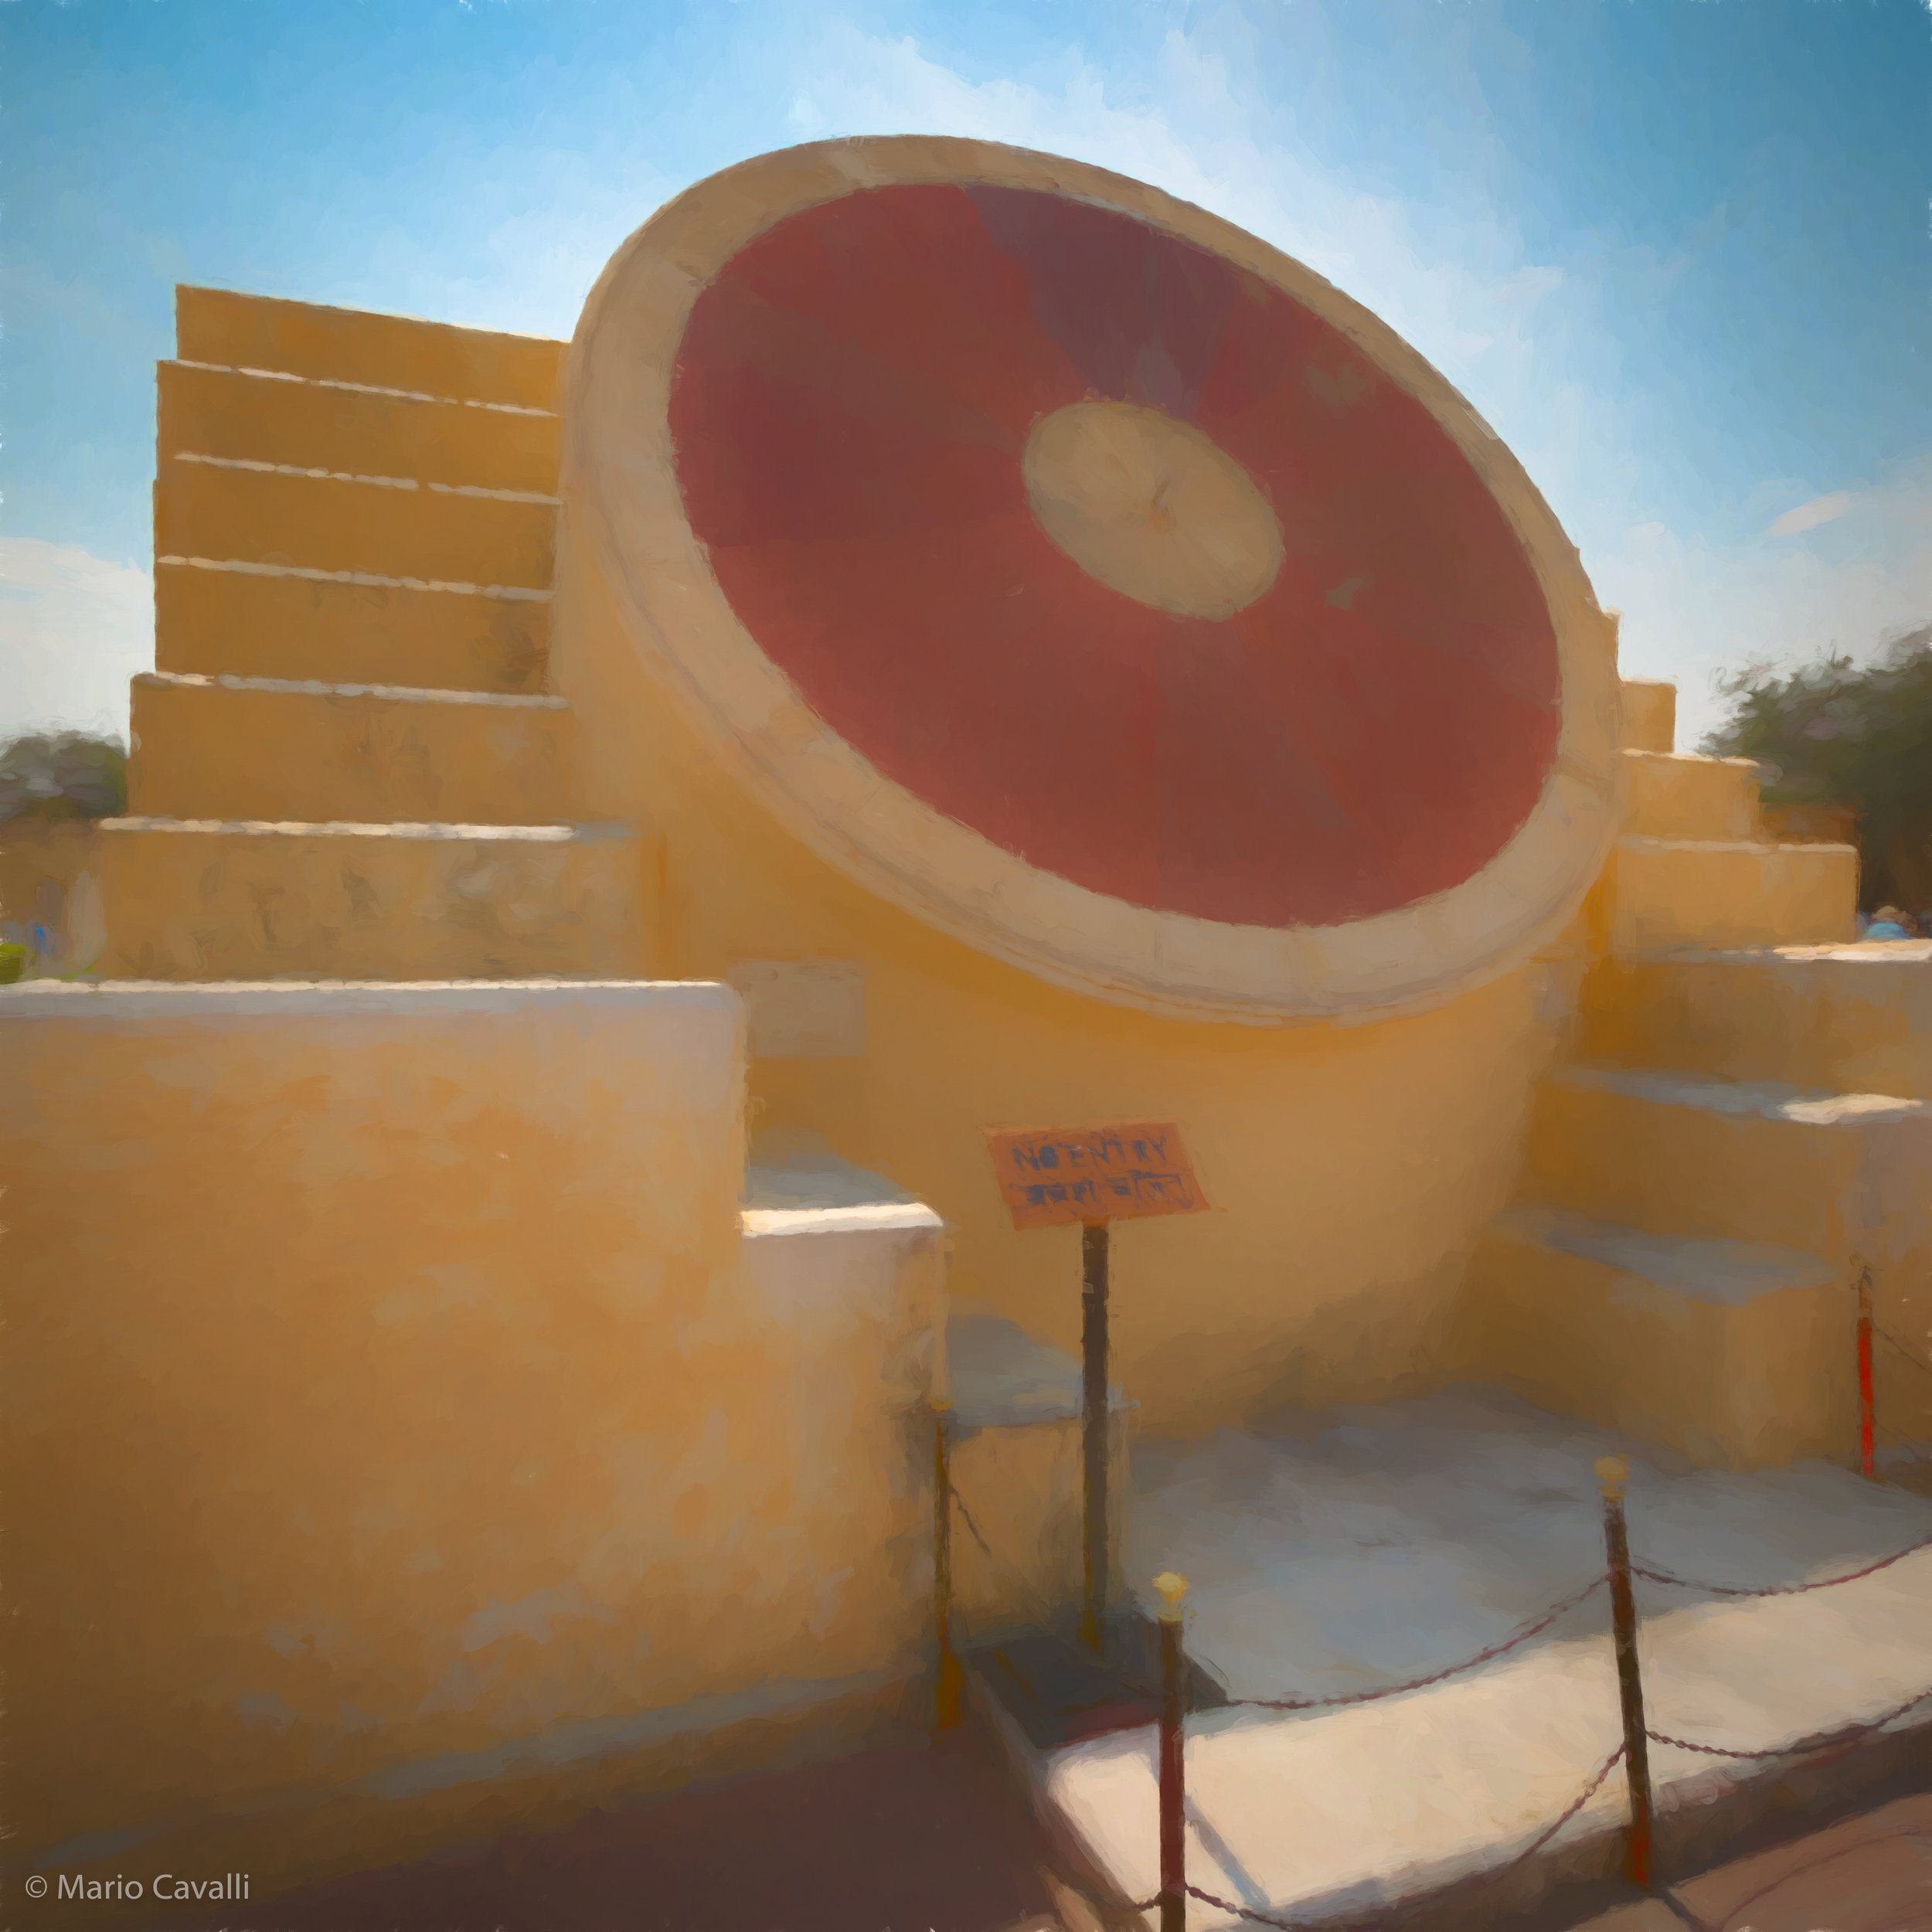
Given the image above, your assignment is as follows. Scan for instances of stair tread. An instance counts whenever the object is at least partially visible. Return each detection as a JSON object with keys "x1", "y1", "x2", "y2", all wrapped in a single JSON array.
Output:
[
  {"x1": 1553, "y1": 1062, "x2": 1926, "y2": 1124},
  {"x1": 172, "y1": 358, "x2": 557, "y2": 420},
  {"x1": 175, "y1": 285, "x2": 563, "y2": 410},
  {"x1": 134, "y1": 669, "x2": 566, "y2": 710},
  {"x1": 1618, "y1": 832, "x2": 1859, "y2": 855},
  {"x1": 156, "y1": 554, "x2": 550, "y2": 602},
  {"x1": 1490, "y1": 1202, "x2": 1837, "y2": 1304},
  {"x1": 1621, "y1": 750, "x2": 1760, "y2": 770},
  {"x1": 103, "y1": 815, "x2": 614, "y2": 840},
  {"x1": 169, "y1": 451, "x2": 560, "y2": 506},
  {"x1": 158, "y1": 461, "x2": 556, "y2": 590},
  {"x1": 1638, "y1": 940, "x2": 1932, "y2": 965},
  {"x1": 740, "y1": 1155, "x2": 942, "y2": 1238}
]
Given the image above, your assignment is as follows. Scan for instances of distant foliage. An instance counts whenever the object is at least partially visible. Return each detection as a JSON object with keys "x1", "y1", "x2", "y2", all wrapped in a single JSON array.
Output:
[
  {"x1": 1702, "y1": 622, "x2": 1932, "y2": 913},
  {"x1": 0, "y1": 732, "x2": 128, "y2": 824}
]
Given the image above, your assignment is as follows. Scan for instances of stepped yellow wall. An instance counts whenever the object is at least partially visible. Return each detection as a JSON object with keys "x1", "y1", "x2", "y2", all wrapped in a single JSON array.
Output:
[
  {"x1": 10, "y1": 277, "x2": 1907, "y2": 1913},
  {"x1": 98, "y1": 284, "x2": 1868, "y2": 1447},
  {"x1": 2, "y1": 980, "x2": 948, "y2": 1910}
]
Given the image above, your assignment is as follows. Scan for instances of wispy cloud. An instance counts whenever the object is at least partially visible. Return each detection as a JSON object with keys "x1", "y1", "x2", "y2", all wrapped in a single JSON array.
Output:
[
  {"x1": 1600, "y1": 461, "x2": 1932, "y2": 748},
  {"x1": 783, "y1": 22, "x2": 1594, "y2": 504},
  {"x1": 786, "y1": 22, "x2": 1930, "y2": 752},
  {"x1": 0, "y1": 538, "x2": 149, "y2": 743},
  {"x1": 1770, "y1": 491, "x2": 1855, "y2": 537}
]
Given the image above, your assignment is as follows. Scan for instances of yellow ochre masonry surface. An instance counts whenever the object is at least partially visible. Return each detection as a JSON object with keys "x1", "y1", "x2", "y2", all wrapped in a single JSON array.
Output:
[{"x1": 3, "y1": 283, "x2": 1920, "y2": 1912}]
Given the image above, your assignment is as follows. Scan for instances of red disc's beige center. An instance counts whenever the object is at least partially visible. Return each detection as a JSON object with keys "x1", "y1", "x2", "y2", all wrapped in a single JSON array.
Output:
[{"x1": 1022, "y1": 401, "x2": 1284, "y2": 621}]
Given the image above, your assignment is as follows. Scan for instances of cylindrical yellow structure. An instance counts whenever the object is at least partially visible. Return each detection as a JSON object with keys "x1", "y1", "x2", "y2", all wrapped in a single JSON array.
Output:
[{"x1": 551, "y1": 137, "x2": 1624, "y2": 1430}]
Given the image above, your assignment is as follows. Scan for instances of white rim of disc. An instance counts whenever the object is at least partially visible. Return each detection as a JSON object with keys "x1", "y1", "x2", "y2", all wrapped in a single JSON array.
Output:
[{"x1": 564, "y1": 136, "x2": 1622, "y2": 1024}]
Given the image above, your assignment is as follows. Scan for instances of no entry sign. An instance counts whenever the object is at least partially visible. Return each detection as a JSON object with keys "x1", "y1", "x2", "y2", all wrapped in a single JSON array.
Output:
[{"x1": 982, "y1": 1122, "x2": 1207, "y2": 1231}]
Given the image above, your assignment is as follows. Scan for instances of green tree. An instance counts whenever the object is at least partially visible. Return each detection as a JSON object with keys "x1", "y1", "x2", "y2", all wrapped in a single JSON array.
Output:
[
  {"x1": 0, "y1": 732, "x2": 128, "y2": 825},
  {"x1": 1702, "y1": 622, "x2": 1932, "y2": 915}
]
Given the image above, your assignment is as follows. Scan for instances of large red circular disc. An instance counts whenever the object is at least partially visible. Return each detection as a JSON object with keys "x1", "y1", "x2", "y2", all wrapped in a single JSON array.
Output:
[
  {"x1": 668, "y1": 184, "x2": 1557, "y2": 930},
  {"x1": 566, "y1": 141, "x2": 1621, "y2": 1020}
]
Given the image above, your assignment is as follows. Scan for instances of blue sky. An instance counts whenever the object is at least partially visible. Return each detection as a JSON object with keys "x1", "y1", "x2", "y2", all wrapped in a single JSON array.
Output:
[{"x1": 4, "y1": 0, "x2": 1927, "y2": 747}]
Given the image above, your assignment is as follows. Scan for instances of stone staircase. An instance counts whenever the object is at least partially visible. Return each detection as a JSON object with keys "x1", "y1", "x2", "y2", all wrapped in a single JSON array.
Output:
[
  {"x1": 100, "y1": 287, "x2": 648, "y2": 983},
  {"x1": 85, "y1": 278, "x2": 1106, "y2": 1741},
  {"x1": 96, "y1": 287, "x2": 1929, "y2": 1483},
  {"x1": 1455, "y1": 683, "x2": 1932, "y2": 1468}
]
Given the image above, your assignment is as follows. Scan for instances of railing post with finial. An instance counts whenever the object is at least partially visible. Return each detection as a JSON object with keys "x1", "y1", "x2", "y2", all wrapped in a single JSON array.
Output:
[
  {"x1": 1155, "y1": 1571, "x2": 1189, "y2": 1932},
  {"x1": 1597, "y1": 1456, "x2": 1653, "y2": 1889}
]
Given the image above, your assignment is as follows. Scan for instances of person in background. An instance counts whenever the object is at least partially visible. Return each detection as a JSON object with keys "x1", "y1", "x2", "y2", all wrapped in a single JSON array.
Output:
[{"x1": 1866, "y1": 905, "x2": 1912, "y2": 940}]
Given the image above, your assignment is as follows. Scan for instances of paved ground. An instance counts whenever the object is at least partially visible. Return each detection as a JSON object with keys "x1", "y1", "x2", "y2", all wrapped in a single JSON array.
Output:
[
  {"x1": 1032, "y1": 1391, "x2": 1932, "y2": 1929},
  {"x1": 1570, "y1": 1791, "x2": 1932, "y2": 1931},
  {"x1": 155, "y1": 1721, "x2": 1932, "y2": 1932},
  {"x1": 162, "y1": 1388, "x2": 1932, "y2": 1932},
  {"x1": 165, "y1": 1729, "x2": 1075, "y2": 1932}
]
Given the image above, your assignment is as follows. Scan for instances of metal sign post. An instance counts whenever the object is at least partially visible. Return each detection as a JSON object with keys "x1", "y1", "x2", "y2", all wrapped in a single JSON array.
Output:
[
  {"x1": 983, "y1": 1121, "x2": 1208, "y2": 1654},
  {"x1": 1080, "y1": 1219, "x2": 1111, "y2": 1650}
]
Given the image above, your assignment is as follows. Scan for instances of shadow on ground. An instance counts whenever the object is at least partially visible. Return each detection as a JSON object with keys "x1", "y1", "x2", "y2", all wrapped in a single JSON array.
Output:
[{"x1": 164, "y1": 1728, "x2": 1066, "y2": 1932}]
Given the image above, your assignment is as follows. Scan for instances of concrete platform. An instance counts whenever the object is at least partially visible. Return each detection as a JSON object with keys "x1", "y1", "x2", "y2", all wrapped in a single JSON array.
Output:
[{"x1": 1029, "y1": 1392, "x2": 1932, "y2": 1929}]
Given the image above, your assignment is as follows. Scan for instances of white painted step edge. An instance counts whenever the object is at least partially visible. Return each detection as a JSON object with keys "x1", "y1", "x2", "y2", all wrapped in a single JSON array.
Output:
[
  {"x1": 170, "y1": 357, "x2": 557, "y2": 418},
  {"x1": 169, "y1": 450, "x2": 559, "y2": 506},
  {"x1": 100, "y1": 815, "x2": 627, "y2": 842},
  {"x1": 1619, "y1": 833, "x2": 1859, "y2": 857},
  {"x1": 1626, "y1": 941, "x2": 1932, "y2": 966},
  {"x1": 156, "y1": 554, "x2": 552, "y2": 602},
  {"x1": 134, "y1": 669, "x2": 567, "y2": 710},
  {"x1": 1551, "y1": 1063, "x2": 1927, "y2": 1126}
]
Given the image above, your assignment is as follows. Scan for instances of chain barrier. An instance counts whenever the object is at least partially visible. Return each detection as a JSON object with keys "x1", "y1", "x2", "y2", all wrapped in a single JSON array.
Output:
[
  {"x1": 1645, "y1": 1680, "x2": 1932, "y2": 1764},
  {"x1": 1173, "y1": 1747, "x2": 1629, "y2": 1932},
  {"x1": 1223, "y1": 1573, "x2": 1607, "y2": 1714},
  {"x1": 933, "y1": 1390, "x2": 1932, "y2": 1927},
  {"x1": 1632, "y1": 1523, "x2": 1932, "y2": 1600}
]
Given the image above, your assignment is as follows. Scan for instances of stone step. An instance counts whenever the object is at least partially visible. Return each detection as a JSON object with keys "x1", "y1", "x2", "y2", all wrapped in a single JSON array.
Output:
[
  {"x1": 1519, "y1": 1063, "x2": 1929, "y2": 1260},
  {"x1": 159, "y1": 360, "x2": 560, "y2": 496},
  {"x1": 155, "y1": 455, "x2": 556, "y2": 591},
  {"x1": 1609, "y1": 836, "x2": 1858, "y2": 953},
  {"x1": 1621, "y1": 749, "x2": 1761, "y2": 841},
  {"x1": 1455, "y1": 1204, "x2": 1854, "y2": 1468},
  {"x1": 1580, "y1": 944, "x2": 1932, "y2": 1102},
  {"x1": 1619, "y1": 677, "x2": 1675, "y2": 753},
  {"x1": 1067, "y1": 1393, "x2": 1932, "y2": 1928},
  {"x1": 127, "y1": 672, "x2": 576, "y2": 826},
  {"x1": 155, "y1": 557, "x2": 548, "y2": 693},
  {"x1": 97, "y1": 817, "x2": 645, "y2": 981},
  {"x1": 736, "y1": 1154, "x2": 947, "y2": 1685},
  {"x1": 943, "y1": 1300, "x2": 1131, "y2": 1640},
  {"x1": 176, "y1": 285, "x2": 563, "y2": 410}
]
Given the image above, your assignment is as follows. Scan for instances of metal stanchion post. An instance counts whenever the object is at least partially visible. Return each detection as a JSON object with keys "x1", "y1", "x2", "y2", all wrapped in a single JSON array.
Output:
[
  {"x1": 1080, "y1": 1218, "x2": 1111, "y2": 1651},
  {"x1": 1597, "y1": 1456, "x2": 1654, "y2": 1890},
  {"x1": 934, "y1": 1400, "x2": 965, "y2": 1731},
  {"x1": 1155, "y1": 1572, "x2": 1189, "y2": 1932},
  {"x1": 1857, "y1": 1265, "x2": 1877, "y2": 1481}
]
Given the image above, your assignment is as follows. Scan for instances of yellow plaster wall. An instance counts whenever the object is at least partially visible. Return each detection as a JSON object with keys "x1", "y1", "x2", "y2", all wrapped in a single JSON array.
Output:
[
  {"x1": 1, "y1": 980, "x2": 940, "y2": 1900},
  {"x1": 0, "y1": 818, "x2": 104, "y2": 966},
  {"x1": 550, "y1": 526, "x2": 1593, "y2": 1436},
  {"x1": 1448, "y1": 1226, "x2": 1858, "y2": 1468}
]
